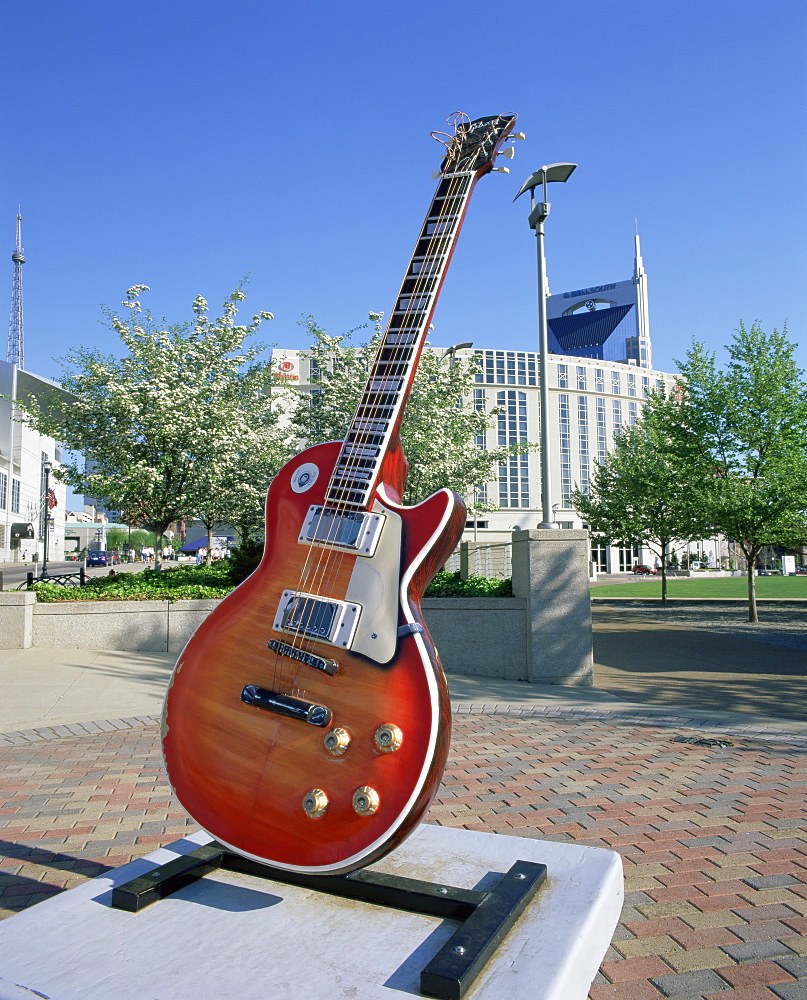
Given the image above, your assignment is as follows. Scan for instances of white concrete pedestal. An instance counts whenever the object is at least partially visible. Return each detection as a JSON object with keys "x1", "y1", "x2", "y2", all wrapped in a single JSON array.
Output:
[{"x1": 0, "y1": 825, "x2": 622, "y2": 1000}]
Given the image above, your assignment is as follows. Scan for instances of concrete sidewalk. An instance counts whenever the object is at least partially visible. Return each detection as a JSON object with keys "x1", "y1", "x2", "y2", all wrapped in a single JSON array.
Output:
[
  {"x1": 1, "y1": 603, "x2": 805, "y2": 999},
  {"x1": 1, "y1": 602, "x2": 804, "y2": 737}
]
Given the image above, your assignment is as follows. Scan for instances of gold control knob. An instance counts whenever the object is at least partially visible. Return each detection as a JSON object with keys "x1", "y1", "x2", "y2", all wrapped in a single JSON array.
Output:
[
  {"x1": 352, "y1": 786, "x2": 380, "y2": 816},
  {"x1": 323, "y1": 727, "x2": 351, "y2": 757},
  {"x1": 374, "y1": 723, "x2": 403, "y2": 754},
  {"x1": 302, "y1": 788, "x2": 328, "y2": 818}
]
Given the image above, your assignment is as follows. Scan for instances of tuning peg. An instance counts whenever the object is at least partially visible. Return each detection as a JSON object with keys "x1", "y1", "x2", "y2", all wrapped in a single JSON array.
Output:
[
  {"x1": 501, "y1": 146, "x2": 516, "y2": 159},
  {"x1": 511, "y1": 132, "x2": 526, "y2": 140},
  {"x1": 431, "y1": 169, "x2": 442, "y2": 179},
  {"x1": 493, "y1": 166, "x2": 510, "y2": 174}
]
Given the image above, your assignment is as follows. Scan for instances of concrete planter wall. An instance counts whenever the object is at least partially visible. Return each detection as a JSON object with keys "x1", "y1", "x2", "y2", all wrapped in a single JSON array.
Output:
[{"x1": 0, "y1": 529, "x2": 594, "y2": 685}]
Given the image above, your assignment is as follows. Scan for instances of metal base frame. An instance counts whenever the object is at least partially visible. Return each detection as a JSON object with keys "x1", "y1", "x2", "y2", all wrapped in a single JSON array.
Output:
[{"x1": 111, "y1": 842, "x2": 547, "y2": 1000}]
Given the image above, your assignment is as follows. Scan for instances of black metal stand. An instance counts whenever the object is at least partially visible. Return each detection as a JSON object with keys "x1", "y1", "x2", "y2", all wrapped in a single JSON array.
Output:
[{"x1": 111, "y1": 841, "x2": 546, "y2": 1000}]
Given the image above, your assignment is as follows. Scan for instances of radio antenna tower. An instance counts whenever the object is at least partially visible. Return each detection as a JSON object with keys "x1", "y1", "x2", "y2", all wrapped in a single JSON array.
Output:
[{"x1": 7, "y1": 210, "x2": 25, "y2": 368}]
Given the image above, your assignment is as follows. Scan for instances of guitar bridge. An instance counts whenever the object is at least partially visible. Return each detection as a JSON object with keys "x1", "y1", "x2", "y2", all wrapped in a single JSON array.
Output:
[{"x1": 273, "y1": 590, "x2": 360, "y2": 648}]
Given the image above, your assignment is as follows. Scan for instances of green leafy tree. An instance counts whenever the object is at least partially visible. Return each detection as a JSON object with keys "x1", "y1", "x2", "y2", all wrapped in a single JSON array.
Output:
[
  {"x1": 675, "y1": 322, "x2": 807, "y2": 622},
  {"x1": 292, "y1": 315, "x2": 533, "y2": 509},
  {"x1": 572, "y1": 387, "x2": 709, "y2": 603},
  {"x1": 14, "y1": 285, "x2": 282, "y2": 569}
]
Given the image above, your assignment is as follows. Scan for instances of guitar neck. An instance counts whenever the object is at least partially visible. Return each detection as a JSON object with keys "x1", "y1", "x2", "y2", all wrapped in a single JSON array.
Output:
[{"x1": 326, "y1": 170, "x2": 479, "y2": 509}]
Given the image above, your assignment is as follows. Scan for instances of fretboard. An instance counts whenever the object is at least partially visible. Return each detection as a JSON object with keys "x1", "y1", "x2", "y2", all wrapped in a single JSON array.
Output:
[{"x1": 325, "y1": 170, "x2": 477, "y2": 509}]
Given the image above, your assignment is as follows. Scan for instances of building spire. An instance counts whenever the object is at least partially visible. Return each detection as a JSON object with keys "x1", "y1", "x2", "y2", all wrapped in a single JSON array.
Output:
[{"x1": 7, "y1": 210, "x2": 25, "y2": 368}]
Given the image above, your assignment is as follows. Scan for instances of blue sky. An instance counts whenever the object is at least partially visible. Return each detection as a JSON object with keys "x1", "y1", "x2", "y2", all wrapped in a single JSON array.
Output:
[{"x1": 3, "y1": 0, "x2": 806, "y2": 381}]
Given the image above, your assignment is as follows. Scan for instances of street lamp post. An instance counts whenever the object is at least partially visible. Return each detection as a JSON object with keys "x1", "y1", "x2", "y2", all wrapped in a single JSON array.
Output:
[
  {"x1": 41, "y1": 461, "x2": 53, "y2": 577},
  {"x1": 515, "y1": 163, "x2": 577, "y2": 529}
]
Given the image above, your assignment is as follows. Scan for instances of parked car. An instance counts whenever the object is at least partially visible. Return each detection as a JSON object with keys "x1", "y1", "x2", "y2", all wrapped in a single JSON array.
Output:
[
  {"x1": 796, "y1": 566, "x2": 807, "y2": 575},
  {"x1": 632, "y1": 564, "x2": 658, "y2": 575},
  {"x1": 87, "y1": 550, "x2": 121, "y2": 567}
]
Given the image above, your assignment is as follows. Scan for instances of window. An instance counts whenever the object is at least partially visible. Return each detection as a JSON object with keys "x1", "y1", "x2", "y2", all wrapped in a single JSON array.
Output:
[
  {"x1": 576, "y1": 366, "x2": 587, "y2": 391},
  {"x1": 628, "y1": 400, "x2": 638, "y2": 426},
  {"x1": 594, "y1": 368, "x2": 604, "y2": 391},
  {"x1": 577, "y1": 395, "x2": 590, "y2": 495},
  {"x1": 628, "y1": 373, "x2": 636, "y2": 397},
  {"x1": 642, "y1": 376, "x2": 650, "y2": 398},
  {"x1": 475, "y1": 351, "x2": 536, "y2": 386},
  {"x1": 611, "y1": 370, "x2": 620, "y2": 395},
  {"x1": 474, "y1": 389, "x2": 487, "y2": 449},
  {"x1": 11, "y1": 479, "x2": 20, "y2": 513},
  {"x1": 558, "y1": 393, "x2": 572, "y2": 503},
  {"x1": 557, "y1": 363, "x2": 568, "y2": 388},
  {"x1": 591, "y1": 541, "x2": 608, "y2": 572},
  {"x1": 497, "y1": 390, "x2": 529, "y2": 507},
  {"x1": 619, "y1": 544, "x2": 641, "y2": 572},
  {"x1": 595, "y1": 397, "x2": 607, "y2": 464},
  {"x1": 0, "y1": 471, "x2": 6, "y2": 509},
  {"x1": 612, "y1": 399, "x2": 622, "y2": 433}
]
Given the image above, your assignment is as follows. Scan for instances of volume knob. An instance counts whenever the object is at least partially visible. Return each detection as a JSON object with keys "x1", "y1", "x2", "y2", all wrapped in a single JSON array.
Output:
[
  {"x1": 324, "y1": 727, "x2": 351, "y2": 756},
  {"x1": 302, "y1": 788, "x2": 328, "y2": 818},
  {"x1": 374, "y1": 723, "x2": 403, "y2": 753},
  {"x1": 352, "y1": 786, "x2": 380, "y2": 816}
]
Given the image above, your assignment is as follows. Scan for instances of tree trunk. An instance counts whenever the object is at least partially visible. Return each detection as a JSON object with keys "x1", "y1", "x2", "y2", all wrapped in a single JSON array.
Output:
[
  {"x1": 744, "y1": 544, "x2": 760, "y2": 623},
  {"x1": 660, "y1": 540, "x2": 668, "y2": 604}
]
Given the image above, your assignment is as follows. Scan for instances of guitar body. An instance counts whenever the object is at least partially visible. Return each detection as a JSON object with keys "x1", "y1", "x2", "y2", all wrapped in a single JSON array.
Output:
[{"x1": 162, "y1": 440, "x2": 465, "y2": 873}]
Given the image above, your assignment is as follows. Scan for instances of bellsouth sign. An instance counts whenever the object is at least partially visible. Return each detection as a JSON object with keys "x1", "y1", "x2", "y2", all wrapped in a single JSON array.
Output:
[{"x1": 563, "y1": 283, "x2": 616, "y2": 298}]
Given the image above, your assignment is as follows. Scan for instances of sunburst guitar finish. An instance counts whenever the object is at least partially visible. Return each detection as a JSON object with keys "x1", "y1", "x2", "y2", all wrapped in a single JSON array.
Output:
[{"x1": 162, "y1": 112, "x2": 519, "y2": 873}]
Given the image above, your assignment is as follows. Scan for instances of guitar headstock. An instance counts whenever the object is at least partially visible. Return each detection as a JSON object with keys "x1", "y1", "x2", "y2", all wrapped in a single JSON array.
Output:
[{"x1": 433, "y1": 113, "x2": 520, "y2": 178}]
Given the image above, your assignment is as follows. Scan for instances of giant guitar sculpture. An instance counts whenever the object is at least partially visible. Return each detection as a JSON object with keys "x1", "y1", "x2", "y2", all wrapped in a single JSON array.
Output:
[{"x1": 162, "y1": 113, "x2": 519, "y2": 874}]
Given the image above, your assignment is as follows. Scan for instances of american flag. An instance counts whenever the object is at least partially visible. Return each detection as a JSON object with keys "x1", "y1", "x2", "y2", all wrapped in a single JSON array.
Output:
[{"x1": 46, "y1": 488, "x2": 57, "y2": 510}]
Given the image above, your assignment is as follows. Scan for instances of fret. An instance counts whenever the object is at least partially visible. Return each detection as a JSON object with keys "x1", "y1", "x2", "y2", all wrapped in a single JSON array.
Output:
[
  {"x1": 392, "y1": 307, "x2": 427, "y2": 317},
  {"x1": 361, "y1": 391, "x2": 399, "y2": 407},
  {"x1": 337, "y1": 456, "x2": 377, "y2": 470},
  {"x1": 397, "y1": 295, "x2": 431, "y2": 311},
  {"x1": 423, "y1": 218, "x2": 457, "y2": 236},
  {"x1": 400, "y1": 277, "x2": 438, "y2": 295},
  {"x1": 354, "y1": 404, "x2": 396, "y2": 420},
  {"x1": 377, "y1": 348, "x2": 413, "y2": 364},
  {"x1": 367, "y1": 378, "x2": 403, "y2": 392},
  {"x1": 334, "y1": 467, "x2": 374, "y2": 482},
  {"x1": 341, "y1": 445, "x2": 380, "y2": 460},
  {"x1": 351, "y1": 418, "x2": 389, "y2": 433},
  {"x1": 409, "y1": 257, "x2": 444, "y2": 276},
  {"x1": 379, "y1": 332, "x2": 417, "y2": 345},
  {"x1": 346, "y1": 431, "x2": 384, "y2": 447}
]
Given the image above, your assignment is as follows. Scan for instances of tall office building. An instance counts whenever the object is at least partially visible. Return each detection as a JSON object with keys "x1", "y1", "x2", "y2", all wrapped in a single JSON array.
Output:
[{"x1": 546, "y1": 236, "x2": 652, "y2": 369}]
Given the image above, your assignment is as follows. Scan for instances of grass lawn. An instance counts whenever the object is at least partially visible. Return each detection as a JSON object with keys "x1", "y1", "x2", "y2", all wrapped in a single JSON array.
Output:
[{"x1": 592, "y1": 574, "x2": 807, "y2": 599}]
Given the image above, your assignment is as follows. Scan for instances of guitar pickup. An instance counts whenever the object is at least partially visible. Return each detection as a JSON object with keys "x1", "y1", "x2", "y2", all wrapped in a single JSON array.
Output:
[
  {"x1": 299, "y1": 506, "x2": 384, "y2": 556},
  {"x1": 268, "y1": 639, "x2": 338, "y2": 676},
  {"x1": 273, "y1": 591, "x2": 360, "y2": 648}
]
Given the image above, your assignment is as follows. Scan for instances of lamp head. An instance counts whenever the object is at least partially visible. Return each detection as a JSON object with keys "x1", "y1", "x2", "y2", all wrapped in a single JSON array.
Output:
[{"x1": 514, "y1": 162, "x2": 577, "y2": 203}]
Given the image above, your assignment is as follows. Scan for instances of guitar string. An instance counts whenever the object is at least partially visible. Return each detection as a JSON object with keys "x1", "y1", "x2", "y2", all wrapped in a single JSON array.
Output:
[
  {"x1": 272, "y1": 118, "x2": 508, "y2": 699},
  {"x1": 266, "y1": 128, "x2": 472, "y2": 698},
  {"x1": 273, "y1": 119, "x2": 503, "y2": 699},
  {"x1": 274, "y1": 137, "x2": 476, "y2": 697}
]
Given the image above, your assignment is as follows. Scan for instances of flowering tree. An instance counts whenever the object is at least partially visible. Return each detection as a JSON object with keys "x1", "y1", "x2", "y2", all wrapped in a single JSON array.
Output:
[
  {"x1": 15, "y1": 286, "x2": 286, "y2": 568},
  {"x1": 292, "y1": 315, "x2": 534, "y2": 509}
]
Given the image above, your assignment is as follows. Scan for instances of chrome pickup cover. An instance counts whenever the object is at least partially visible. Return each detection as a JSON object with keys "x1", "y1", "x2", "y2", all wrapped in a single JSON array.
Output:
[
  {"x1": 273, "y1": 590, "x2": 361, "y2": 648},
  {"x1": 299, "y1": 506, "x2": 384, "y2": 556}
]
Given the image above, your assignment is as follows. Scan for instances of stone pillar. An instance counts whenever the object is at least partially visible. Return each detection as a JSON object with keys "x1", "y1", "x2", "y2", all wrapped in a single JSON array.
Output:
[
  {"x1": 511, "y1": 528, "x2": 593, "y2": 686},
  {"x1": 0, "y1": 592, "x2": 35, "y2": 649}
]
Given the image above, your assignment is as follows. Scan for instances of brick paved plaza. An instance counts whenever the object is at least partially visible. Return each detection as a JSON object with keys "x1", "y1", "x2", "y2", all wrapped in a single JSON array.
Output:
[{"x1": 1, "y1": 703, "x2": 805, "y2": 999}]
